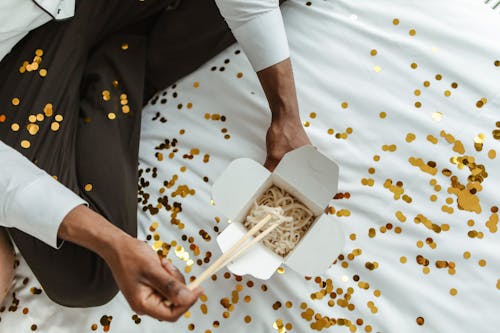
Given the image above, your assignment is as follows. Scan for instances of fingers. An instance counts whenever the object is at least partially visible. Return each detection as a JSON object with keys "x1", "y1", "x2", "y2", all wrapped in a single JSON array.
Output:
[
  {"x1": 160, "y1": 258, "x2": 185, "y2": 283},
  {"x1": 150, "y1": 268, "x2": 203, "y2": 308},
  {"x1": 132, "y1": 290, "x2": 193, "y2": 322}
]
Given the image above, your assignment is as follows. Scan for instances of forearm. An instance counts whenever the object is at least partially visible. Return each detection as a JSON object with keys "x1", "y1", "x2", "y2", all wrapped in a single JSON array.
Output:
[
  {"x1": 257, "y1": 58, "x2": 300, "y2": 123},
  {"x1": 57, "y1": 205, "x2": 129, "y2": 261}
]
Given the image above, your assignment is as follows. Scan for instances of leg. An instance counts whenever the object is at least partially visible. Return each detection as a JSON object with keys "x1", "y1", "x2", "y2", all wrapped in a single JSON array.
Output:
[
  {"x1": 145, "y1": 0, "x2": 288, "y2": 101},
  {"x1": 0, "y1": 228, "x2": 14, "y2": 305},
  {"x1": 0, "y1": 0, "x2": 165, "y2": 307},
  {"x1": 145, "y1": 0, "x2": 236, "y2": 101}
]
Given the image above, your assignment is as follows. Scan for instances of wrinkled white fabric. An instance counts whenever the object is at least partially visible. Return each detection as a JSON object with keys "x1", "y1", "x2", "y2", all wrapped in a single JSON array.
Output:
[{"x1": 1, "y1": 1, "x2": 499, "y2": 332}]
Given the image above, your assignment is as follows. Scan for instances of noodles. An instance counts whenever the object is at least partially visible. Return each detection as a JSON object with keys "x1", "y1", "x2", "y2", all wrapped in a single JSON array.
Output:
[{"x1": 243, "y1": 185, "x2": 315, "y2": 257}]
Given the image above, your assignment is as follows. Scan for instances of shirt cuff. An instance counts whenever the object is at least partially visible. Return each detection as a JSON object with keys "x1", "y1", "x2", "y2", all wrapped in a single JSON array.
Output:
[
  {"x1": 231, "y1": 7, "x2": 290, "y2": 72},
  {"x1": 8, "y1": 174, "x2": 87, "y2": 249}
]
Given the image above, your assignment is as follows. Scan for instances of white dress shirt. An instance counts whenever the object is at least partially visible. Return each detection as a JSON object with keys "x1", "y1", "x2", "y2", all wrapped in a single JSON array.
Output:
[{"x1": 0, "y1": 0, "x2": 290, "y2": 248}]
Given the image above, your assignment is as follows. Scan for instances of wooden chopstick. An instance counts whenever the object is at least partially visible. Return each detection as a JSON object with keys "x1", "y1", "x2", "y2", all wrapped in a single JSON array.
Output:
[
  {"x1": 213, "y1": 220, "x2": 283, "y2": 275},
  {"x1": 188, "y1": 214, "x2": 274, "y2": 290}
]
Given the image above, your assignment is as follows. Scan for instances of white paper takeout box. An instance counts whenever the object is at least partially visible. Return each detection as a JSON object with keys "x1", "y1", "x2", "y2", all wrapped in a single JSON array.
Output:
[{"x1": 213, "y1": 145, "x2": 345, "y2": 279}]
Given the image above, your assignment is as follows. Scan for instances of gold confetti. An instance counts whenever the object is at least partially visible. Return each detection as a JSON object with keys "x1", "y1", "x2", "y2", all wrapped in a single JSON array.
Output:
[{"x1": 21, "y1": 140, "x2": 31, "y2": 149}]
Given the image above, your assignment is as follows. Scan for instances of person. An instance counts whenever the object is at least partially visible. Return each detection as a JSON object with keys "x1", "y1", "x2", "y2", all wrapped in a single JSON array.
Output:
[{"x1": 0, "y1": 0, "x2": 310, "y2": 322}]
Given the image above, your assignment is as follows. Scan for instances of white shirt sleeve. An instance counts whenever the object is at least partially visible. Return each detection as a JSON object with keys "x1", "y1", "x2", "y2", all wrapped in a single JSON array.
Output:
[
  {"x1": 0, "y1": 141, "x2": 86, "y2": 248},
  {"x1": 214, "y1": 0, "x2": 290, "y2": 72}
]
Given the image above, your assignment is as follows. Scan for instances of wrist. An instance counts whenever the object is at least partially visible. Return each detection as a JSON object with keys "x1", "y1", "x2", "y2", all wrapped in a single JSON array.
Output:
[{"x1": 58, "y1": 205, "x2": 130, "y2": 261}]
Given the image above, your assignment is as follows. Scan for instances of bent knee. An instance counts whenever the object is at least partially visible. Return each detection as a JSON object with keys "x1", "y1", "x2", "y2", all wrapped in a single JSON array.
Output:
[
  {"x1": 44, "y1": 279, "x2": 119, "y2": 308},
  {"x1": 42, "y1": 268, "x2": 119, "y2": 308}
]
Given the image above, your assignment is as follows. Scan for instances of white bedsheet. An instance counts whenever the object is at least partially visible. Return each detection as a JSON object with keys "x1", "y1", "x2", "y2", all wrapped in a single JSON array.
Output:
[{"x1": 1, "y1": 1, "x2": 499, "y2": 332}]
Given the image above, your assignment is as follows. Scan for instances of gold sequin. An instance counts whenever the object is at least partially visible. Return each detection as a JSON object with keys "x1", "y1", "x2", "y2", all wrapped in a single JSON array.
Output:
[
  {"x1": 21, "y1": 140, "x2": 31, "y2": 149},
  {"x1": 51, "y1": 122, "x2": 60, "y2": 131}
]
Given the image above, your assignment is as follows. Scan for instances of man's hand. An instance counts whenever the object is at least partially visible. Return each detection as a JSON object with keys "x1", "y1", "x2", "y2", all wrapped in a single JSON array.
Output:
[
  {"x1": 264, "y1": 114, "x2": 310, "y2": 171},
  {"x1": 257, "y1": 58, "x2": 311, "y2": 171},
  {"x1": 59, "y1": 205, "x2": 202, "y2": 321},
  {"x1": 101, "y1": 235, "x2": 202, "y2": 321}
]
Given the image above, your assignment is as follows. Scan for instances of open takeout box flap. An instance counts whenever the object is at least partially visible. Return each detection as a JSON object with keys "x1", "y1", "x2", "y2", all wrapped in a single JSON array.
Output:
[
  {"x1": 212, "y1": 158, "x2": 271, "y2": 221},
  {"x1": 273, "y1": 145, "x2": 340, "y2": 210},
  {"x1": 285, "y1": 214, "x2": 345, "y2": 275},
  {"x1": 216, "y1": 222, "x2": 281, "y2": 279}
]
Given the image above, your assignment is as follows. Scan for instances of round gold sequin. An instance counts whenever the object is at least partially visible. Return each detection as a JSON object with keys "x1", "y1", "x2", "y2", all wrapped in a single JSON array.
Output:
[
  {"x1": 423, "y1": 81, "x2": 430, "y2": 87},
  {"x1": 39, "y1": 69, "x2": 47, "y2": 77},
  {"x1": 108, "y1": 113, "x2": 116, "y2": 120},
  {"x1": 411, "y1": 62, "x2": 418, "y2": 69},
  {"x1": 84, "y1": 184, "x2": 93, "y2": 192},
  {"x1": 341, "y1": 102, "x2": 349, "y2": 109},
  {"x1": 488, "y1": 150, "x2": 496, "y2": 159},
  {"x1": 479, "y1": 259, "x2": 487, "y2": 267},
  {"x1": 121, "y1": 43, "x2": 129, "y2": 50},
  {"x1": 27, "y1": 124, "x2": 39, "y2": 135},
  {"x1": 379, "y1": 111, "x2": 386, "y2": 119},
  {"x1": 409, "y1": 29, "x2": 416, "y2": 36},
  {"x1": 236, "y1": 72, "x2": 243, "y2": 78},
  {"x1": 444, "y1": 90, "x2": 451, "y2": 97},
  {"x1": 55, "y1": 114, "x2": 63, "y2": 122},
  {"x1": 12, "y1": 98, "x2": 20, "y2": 106},
  {"x1": 11, "y1": 123, "x2": 19, "y2": 131},
  {"x1": 370, "y1": 49, "x2": 377, "y2": 56},
  {"x1": 393, "y1": 18, "x2": 400, "y2": 25},
  {"x1": 21, "y1": 140, "x2": 31, "y2": 149},
  {"x1": 495, "y1": 60, "x2": 500, "y2": 67},
  {"x1": 400, "y1": 256, "x2": 407, "y2": 264},
  {"x1": 406, "y1": 133, "x2": 416, "y2": 142},
  {"x1": 51, "y1": 122, "x2": 60, "y2": 131},
  {"x1": 416, "y1": 317, "x2": 425, "y2": 325},
  {"x1": 449, "y1": 288, "x2": 457, "y2": 296}
]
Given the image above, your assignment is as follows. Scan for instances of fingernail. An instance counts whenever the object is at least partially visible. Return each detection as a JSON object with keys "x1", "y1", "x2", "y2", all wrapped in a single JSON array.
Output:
[{"x1": 178, "y1": 288, "x2": 194, "y2": 302}]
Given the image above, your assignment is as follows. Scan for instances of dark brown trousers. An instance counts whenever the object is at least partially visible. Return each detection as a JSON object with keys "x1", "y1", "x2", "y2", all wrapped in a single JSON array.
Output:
[{"x1": 0, "y1": 0, "x2": 235, "y2": 307}]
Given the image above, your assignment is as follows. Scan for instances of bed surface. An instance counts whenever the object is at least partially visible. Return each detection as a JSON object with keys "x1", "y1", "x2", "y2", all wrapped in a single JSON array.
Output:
[{"x1": 1, "y1": 1, "x2": 499, "y2": 332}]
